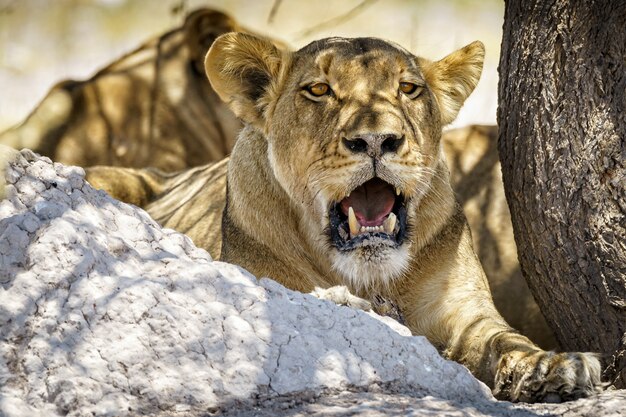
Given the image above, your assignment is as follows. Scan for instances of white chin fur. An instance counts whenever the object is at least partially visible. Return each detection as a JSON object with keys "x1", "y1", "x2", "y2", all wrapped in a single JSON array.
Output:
[{"x1": 331, "y1": 244, "x2": 410, "y2": 291}]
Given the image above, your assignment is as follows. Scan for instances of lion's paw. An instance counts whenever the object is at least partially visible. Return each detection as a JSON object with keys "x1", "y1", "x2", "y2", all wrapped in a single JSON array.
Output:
[
  {"x1": 494, "y1": 350, "x2": 605, "y2": 403},
  {"x1": 371, "y1": 294, "x2": 405, "y2": 324},
  {"x1": 310, "y1": 286, "x2": 372, "y2": 311}
]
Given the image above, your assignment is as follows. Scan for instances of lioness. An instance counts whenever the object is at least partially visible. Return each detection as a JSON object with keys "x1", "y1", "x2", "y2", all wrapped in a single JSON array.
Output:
[
  {"x1": 0, "y1": 8, "x2": 556, "y2": 348},
  {"x1": 86, "y1": 33, "x2": 603, "y2": 402}
]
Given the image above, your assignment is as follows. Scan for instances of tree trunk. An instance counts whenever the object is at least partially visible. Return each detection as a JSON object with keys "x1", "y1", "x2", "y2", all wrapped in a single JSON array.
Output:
[{"x1": 497, "y1": 0, "x2": 626, "y2": 388}]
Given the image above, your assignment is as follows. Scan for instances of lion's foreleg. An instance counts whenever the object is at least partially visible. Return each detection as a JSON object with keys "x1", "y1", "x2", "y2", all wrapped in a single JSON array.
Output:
[
  {"x1": 405, "y1": 225, "x2": 604, "y2": 402},
  {"x1": 438, "y1": 273, "x2": 604, "y2": 402}
]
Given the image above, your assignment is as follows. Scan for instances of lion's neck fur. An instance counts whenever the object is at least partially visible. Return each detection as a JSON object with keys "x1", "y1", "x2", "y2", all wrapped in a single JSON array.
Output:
[
  {"x1": 408, "y1": 152, "x2": 460, "y2": 256},
  {"x1": 222, "y1": 126, "x2": 342, "y2": 291}
]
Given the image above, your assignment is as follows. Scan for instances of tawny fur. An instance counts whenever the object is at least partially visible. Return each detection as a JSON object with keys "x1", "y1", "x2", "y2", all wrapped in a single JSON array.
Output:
[
  {"x1": 85, "y1": 33, "x2": 603, "y2": 402},
  {"x1": 443, "y1": 125, "x2": 556, "y2": 348}
]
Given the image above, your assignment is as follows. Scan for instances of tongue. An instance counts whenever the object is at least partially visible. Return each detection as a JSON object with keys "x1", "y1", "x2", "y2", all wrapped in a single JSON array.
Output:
[{"x1": 340, "y1": 178, "x2": 395, "y2": 227}]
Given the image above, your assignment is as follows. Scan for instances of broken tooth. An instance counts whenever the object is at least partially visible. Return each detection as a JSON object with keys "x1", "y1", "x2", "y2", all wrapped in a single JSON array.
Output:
[
  {"x1": 348, "y1": 206, "x2": 360, "y2": 238},
  {"x1": 383, "y1": 213, "x2": 397, "y2": 234}
]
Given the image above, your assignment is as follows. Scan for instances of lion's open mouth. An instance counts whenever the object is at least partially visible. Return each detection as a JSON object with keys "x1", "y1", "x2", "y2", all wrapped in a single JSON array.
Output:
[{"x1": 329, "y1": 178, "x2": 408, "y2": 251}]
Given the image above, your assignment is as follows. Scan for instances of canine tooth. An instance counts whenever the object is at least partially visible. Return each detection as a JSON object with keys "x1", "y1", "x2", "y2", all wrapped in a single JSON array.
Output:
[
  {"x1": 396, "y1": 187, "x2": 401, "y2": 196},
  {"x1": 383, "y1": 213, "x2": 397, "y2": 234},
  {"x1": 348, "y1": 207, "x2": 360, "y2": 237}
]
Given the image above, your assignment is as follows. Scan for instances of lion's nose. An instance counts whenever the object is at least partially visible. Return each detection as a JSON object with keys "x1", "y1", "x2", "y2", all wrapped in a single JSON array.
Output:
[{"x1": 342, "y1": 133, "x2": 405, "y2": 158}]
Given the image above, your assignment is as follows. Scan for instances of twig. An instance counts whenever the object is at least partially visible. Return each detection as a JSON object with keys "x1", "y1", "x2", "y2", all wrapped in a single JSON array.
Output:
[
  {"x1": 268, "y1": 0, "x2": 283, "y2": 24},
  {"x1": 170, "y1": 0, "x2": 188, "y2": 17},
  {"x1": 296, "y1": 0, "x2": 378, "y2": 39}
]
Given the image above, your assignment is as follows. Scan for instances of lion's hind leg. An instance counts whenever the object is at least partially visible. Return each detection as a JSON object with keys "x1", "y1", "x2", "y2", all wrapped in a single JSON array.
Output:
[
  {"x1": 85, "y1": 166, "x2": 170, "y2": 208},
  {"x1": 0, "y1": 145, "x2": 19, "y2": 199}
]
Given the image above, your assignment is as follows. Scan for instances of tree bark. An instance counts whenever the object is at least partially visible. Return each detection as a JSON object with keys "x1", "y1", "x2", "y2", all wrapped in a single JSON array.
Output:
[{"x1": 498, "y1": 0, "x2": 626, "y2": 388}]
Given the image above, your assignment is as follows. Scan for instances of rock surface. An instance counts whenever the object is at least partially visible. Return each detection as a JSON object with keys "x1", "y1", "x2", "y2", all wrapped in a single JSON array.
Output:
[{"x1": 0, "y1": 149, "x2": 624, "y2": 416}]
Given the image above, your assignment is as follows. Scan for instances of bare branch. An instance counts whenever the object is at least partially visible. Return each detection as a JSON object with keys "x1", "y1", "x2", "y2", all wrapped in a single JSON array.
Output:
[
  {"x1": 170, "y1": 0, "x2": 188, "y2": 17},
  {"x1": 296, "y1": 0, "x2": 378, "y2": 39},
  {"x1": 268, "y1": 0, "x2": 283, "y2": 24}
]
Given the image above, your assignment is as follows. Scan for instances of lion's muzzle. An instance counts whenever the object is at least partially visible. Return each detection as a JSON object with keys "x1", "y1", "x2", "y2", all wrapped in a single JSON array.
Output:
[{"x1": 329, "y1": 177, "x2": 408, "y2": 251}]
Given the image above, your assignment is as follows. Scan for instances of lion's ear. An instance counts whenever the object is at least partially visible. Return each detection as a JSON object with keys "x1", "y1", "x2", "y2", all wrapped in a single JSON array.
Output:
[
  {"x1": 205, "y1": 32, "x2": 283, "y2": 127},
  {"x1": 420, "y1": 41, "x2": 484, "y2": 126}
]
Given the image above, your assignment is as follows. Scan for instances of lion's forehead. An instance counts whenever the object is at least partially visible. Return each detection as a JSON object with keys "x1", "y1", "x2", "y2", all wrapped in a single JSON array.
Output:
[
  {"x1": 297, "y1": 38, "x2": 416, "y2": 73},
  {"x1": 298, "y1": 37, "x2": 411, "y2": 58},
  {"x1": 293, "y1": 37, "x2": 421, "y2": 94}
]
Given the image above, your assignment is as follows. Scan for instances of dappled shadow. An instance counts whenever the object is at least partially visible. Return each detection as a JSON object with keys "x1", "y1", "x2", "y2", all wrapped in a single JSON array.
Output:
[
  {"x1": 0, "y1": 8, "x2": 242, "y2": 172},
  {"x1": 214, "y1": 383, "x2": 548, "y2": 417},
  {"x1": 0, "y1": 165, "x2": 272, "y2": 413}
]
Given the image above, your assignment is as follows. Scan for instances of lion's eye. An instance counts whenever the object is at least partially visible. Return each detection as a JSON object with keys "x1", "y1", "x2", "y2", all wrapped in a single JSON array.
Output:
[
  {"x1": 399, "y1": 82, "x2": 421, "y2": 96},
  {"x1": 306, "y1": 83, "x2": 331, "y2": 97}
]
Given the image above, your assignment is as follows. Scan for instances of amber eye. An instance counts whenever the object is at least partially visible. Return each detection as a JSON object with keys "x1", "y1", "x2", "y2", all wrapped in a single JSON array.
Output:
[
  {"x1": 399, "y1": 81, "x2": 420, "y2": 96},
  {"x1": 306, "y1": 82, "x2": 331, "y2": 97}
]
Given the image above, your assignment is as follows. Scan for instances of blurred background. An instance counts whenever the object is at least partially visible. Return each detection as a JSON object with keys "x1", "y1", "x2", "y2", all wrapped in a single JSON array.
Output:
[{"x1": 0, "y1": 0, "x2": 503, "y2": 132}]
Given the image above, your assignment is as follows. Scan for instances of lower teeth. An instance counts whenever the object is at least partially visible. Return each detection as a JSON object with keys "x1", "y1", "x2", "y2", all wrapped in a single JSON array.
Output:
[{"x1": 345, "y1": 208, "x2": 398, "y2": 239}]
